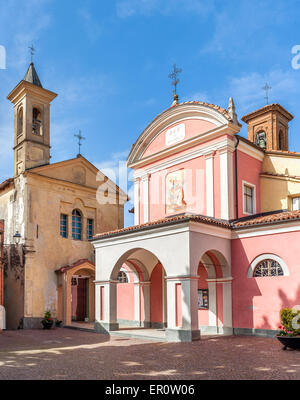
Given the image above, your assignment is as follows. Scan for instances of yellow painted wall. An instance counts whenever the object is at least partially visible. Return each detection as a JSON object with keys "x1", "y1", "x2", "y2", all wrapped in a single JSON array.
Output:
[
  {"x1": 23, "y1": 161, "x2": 125, "y2": 320},
  {"x1": 261, "y1": 153, "x2": 300, "y2": 212}
]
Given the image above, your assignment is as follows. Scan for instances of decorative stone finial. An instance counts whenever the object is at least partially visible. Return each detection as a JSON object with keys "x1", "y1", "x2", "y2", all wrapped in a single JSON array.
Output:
[
  {"x1": 228, "y1": 97, "x2": 238, "y2": 125},
  {"x1": 172, "y1": 93, "x2": 179, "y2": 106}
]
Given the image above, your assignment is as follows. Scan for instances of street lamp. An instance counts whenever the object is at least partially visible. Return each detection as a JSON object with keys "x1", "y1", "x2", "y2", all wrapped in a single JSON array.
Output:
[{"x1": 13, "y1": 231, "x2": 21, "y2": 245}]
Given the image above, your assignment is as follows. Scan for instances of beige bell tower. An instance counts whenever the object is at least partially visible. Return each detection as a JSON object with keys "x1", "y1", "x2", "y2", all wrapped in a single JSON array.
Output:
[{"x1": 7, "y1": 62, "x2": 57, "y2": 176}]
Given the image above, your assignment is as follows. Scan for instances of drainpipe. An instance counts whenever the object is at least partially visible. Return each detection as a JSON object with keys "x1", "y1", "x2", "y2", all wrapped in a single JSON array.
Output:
[{"x1": 234, "y1": 136, "x2": 240, "y2": 220}]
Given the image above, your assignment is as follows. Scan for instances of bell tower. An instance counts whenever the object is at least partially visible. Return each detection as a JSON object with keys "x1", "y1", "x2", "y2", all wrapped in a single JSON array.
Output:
[
  {"x1": 241, "y1": 104, "x2": 293, "y2": 152},
  {"x1": 7, "y1": 62, "x2": 57, "y2": 176}
]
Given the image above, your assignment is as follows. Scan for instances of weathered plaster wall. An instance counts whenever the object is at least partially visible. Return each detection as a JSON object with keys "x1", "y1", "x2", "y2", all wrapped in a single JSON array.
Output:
[
  {"x1": 22, "y1": 170, "x2": 123, "y2": 325},
  {"x1": 0, "y1": 178, "x2": 27, "y2": 329}
]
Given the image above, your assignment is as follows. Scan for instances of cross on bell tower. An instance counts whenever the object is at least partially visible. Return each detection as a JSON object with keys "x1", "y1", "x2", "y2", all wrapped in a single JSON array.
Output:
[
  {"x1": 7, "y1": 60, "x2": 57, "y2": 176},
  {"x1": 168, "y1": 64, "x2": 182, "y2": 105},
  {"x1": 74, "y1": 130, "x2": 85, "y2": 155},
  {"x1": 262, "y1": 83, "x2": 272, "y2": 105},
  {"x1": 28, "y1": 44, "x2": 35, "y2": 63}
]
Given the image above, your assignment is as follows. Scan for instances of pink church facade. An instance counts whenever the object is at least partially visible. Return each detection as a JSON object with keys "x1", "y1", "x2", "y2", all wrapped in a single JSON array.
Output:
[{"x1": 92, "y1": 99, "x2": 300, "y2": 341}]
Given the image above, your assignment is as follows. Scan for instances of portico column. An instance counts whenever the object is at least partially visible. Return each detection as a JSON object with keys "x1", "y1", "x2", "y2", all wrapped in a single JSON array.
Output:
[
  {"x1": 94, "y1": 280, "x2": 118, "y2": 334},
  {"x1": 205, "y1": 152, "x2": 214, "y2": 217},
  {"x1": 219, "y1": 148, "x2": 234, "y2": 220},
  {"x1": 165, "y1": 276, "x2": 200, "y2": 342},
  {"x1": 206, "y1": 279, "x2": 218, "y2": 333},
  {"x1": 142, "y1": 174, "x2": 149, "y2": 223},
  {"x1": 133, "y1": 177, "x2": 140, "y2": 226},
  {"x1": 222, "y1": 277, "x2": 233, "y2": 335},
  {"x1": 136, "y1": 281, "x2": 151, "y2": 328}
]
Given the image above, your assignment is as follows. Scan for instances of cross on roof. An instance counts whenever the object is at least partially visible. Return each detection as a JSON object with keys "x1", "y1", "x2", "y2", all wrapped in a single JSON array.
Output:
[
  {"x1": 74, "y1": 130, "x2": 85, "y2": 155},
  {"x1": 168, "y1": 64, "x2": 182, "y2": 96},
  {"x1": 262, "y1": 83, "x2": 272, "y2": 104},
  {"x1": 28, "y1": 45, "x2": 35, "y2": 63}
]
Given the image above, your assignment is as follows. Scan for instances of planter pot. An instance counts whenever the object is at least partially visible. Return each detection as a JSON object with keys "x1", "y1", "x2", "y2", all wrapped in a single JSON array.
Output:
[
  {"x1": 277, "y1": 335, "x2": 300, "y2": 350},
  {"x1": 41, "y1": 319, "x2": 53, "y2": 330}
]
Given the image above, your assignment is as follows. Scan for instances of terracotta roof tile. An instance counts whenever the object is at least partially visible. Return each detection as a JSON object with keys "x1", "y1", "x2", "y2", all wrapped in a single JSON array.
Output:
[
  {"x1": 234, "y1": 210, "x2": 300, "y2": 228},
  {"x1": 0, "y1": 178, "x2": 14, "y2": 191},
  {"x1": 55, "y1": 258, "x2": 93, "y2": 273},
  {"x1": 93, "y1": 210, "x2": 300, "y2": 240},
  {"x1": 93, "y1": 214, "x2": 231, "y2": 240}
]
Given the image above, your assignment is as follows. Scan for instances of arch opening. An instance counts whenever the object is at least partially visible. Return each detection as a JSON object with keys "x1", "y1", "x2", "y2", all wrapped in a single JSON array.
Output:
[{"x1": 197, "y1": 250, "x2": 232, "y2": 335}]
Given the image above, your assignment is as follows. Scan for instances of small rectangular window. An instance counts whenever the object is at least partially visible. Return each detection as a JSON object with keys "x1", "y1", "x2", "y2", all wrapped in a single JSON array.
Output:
[
  {"x1": 244, "y1": 185, "x2": 254, "y2": 214},
  {"x1": 292, "y1": 197, "x2": 300, "y2": 211},
  {"x1": 87, "y1": 219, "x2": 94, "y2": 240},
  {"x1": 60, "y1": 214, "x2": 68, "y2": 238}
]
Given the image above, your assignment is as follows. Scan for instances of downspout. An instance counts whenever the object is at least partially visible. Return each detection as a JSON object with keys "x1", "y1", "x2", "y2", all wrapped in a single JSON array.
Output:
[{"x1": 234, "y1": 136, "x2": 240, "y2": 220}]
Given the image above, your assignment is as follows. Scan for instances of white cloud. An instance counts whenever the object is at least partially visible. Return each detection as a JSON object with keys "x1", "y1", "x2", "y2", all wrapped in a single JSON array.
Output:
[
  {"x1": 94, "y1": 150, "x2": 131, "y2": 194},
  {"x1": 0, "y1": 0, "x2": 52, "y2": 71},
  {"x1": 182, "y1": 91, "x2": 210, "y2": 103},
  {"x1": 201, "y1": 1, "x2": 291, "y2": 58},
  {"x1": 77, "y1": 7, "x2": 102, "y2": 43},
  {"x1": 227, "y1": 69, "x2": 300, "y2": 115},
  {"x1": 116, "y1": 0, "x2": 215, "y2": 18}
]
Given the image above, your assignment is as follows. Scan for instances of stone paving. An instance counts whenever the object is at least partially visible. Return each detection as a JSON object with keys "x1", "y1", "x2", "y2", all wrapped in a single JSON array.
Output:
[{"x1": 0, "y1": 328, "x2": 299, "y2": 380}]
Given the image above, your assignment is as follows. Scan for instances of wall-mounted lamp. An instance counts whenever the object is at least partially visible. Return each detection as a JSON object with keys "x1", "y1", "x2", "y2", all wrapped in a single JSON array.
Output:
[{"x1": 13, "y1": 231, "x2": 21, "y2": 245}]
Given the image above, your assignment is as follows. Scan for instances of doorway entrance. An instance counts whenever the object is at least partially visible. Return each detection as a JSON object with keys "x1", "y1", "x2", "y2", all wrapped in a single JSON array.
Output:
[{"x1": 71, "y1": 276, "x2": 88, "y2": 321}]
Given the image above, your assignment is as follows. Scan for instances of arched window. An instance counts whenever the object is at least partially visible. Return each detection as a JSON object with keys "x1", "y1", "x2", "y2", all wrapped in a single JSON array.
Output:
[
  {"x1": 117, "y1": 271, "x2": 128, "y2": 283},
  {"x1": 32, "y1": 107, "x2": 42, "y2": 135},
  {"x1": 247, "y1": 254, "x2": 288, "y2": 278},
  {"x1": 17, "y1": 107, "x2": 23, "y2": 135},
  {"x1": 278, "y1": 130, "x2": 284, "y2": 150},
  {"x1": 256, "y1": 131, "x2": 266, "y2": 149},
  {"x1": 253, "y1": 259, "x2": 284, "y2": 277},
  {"x1": 72, "y1": 209, "x2": 82, "y2": 240}
]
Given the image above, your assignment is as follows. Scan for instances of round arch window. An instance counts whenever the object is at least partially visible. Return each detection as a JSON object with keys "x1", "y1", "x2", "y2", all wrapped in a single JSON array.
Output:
[
  {"x1": 253, "y1": 259, "x2": 284, "y2": 277},
  {"x1": 117, "y1": 271, "x2": 128, "y2": 283}
]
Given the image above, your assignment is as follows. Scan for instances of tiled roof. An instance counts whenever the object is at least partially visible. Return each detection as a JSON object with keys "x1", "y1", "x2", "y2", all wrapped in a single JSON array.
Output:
[
  {"x1": 0, "y1": 178, "x2": 14, "y2": 191},
  {"x1": 93, "y1": 210, "x2": 300, "y2": 240},
  {"x1": 241, "y1": 103, "x2": 294, "y2": 122},
  {"x1": 24, "y1": 62, "x2": 42, "y2": 88},
  {"x1": 234, "y1": 210, "x2": 300, "y2": 228},
  {"x1": 266, "y1": 150, "x2": 300, "y2": 156},
  {"x1": 55, "y1": 259, "x2": 94, "y2": 273},
  {"x1": 175, "y1": 101, "x2": 232, "y2": 121},
  {"x1": 93, "y1": 214, "x2": 231, "y2": 240},
  {"x1": 261, "y1": 171, "x2": 300, "y2": 180}
]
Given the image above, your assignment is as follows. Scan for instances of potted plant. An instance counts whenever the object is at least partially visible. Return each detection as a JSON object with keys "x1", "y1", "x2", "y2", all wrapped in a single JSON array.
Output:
[
  {"x1": 277, "y1": 308, "x2": 300, "y2": 350},
  {"x1": 41, "y1": 310, "x2": 53, "y2": 330}
]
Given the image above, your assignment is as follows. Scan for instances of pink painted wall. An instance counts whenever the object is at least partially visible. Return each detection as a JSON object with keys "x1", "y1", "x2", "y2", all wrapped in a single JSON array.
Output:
[
  {"x1": 149, "y1": 156, "x2": 206, "y2": 221},
  {"x1": 116, "y1": 263, "x2": 136, "y2": 322},
  {"x1": 236, "y1": 150, "x2": 262, "y2": 218},
  {"x1": 232, "y1": 230, "x2": 300, "y2": 331},
  {"x1": 150, "y1": 263, "x2": 163, "y2": 323},
  {"x1": 117, "y1": 283, "x2": 135, "y2": 321},
  {"x1": 142, "y1": 119, "x2": 217, "y2": 159},
  {"x1": 213, "y1": 151, "x2": 221, "y2": 219}
]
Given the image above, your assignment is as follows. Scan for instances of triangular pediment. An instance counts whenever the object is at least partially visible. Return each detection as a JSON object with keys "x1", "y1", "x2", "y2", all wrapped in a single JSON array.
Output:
[{"x1": 27, "y1": 155, "x2": 127, "y2": 201}]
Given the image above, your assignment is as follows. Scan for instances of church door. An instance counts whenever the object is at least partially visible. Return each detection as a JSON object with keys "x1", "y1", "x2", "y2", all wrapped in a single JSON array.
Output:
[{"x1": 71, "y1": 277, "x2": 87, "y2": 321}]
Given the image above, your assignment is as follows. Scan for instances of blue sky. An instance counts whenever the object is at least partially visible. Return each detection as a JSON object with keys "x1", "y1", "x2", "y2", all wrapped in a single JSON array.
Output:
[{"x1": 1, "y1": 0, "x2": 300, "y2": 226}]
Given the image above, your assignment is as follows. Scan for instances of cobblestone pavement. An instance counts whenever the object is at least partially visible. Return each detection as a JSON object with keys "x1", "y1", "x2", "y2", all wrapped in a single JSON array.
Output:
[{"x1": 0, "y1": 328, "x2": 299, "y2": 380}]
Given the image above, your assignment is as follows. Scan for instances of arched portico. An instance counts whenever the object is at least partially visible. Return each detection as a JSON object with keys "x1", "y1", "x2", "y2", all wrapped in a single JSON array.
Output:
[{"x1": 93, "y1": 217, "x2": 232, "y2": 341}]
